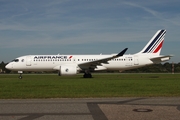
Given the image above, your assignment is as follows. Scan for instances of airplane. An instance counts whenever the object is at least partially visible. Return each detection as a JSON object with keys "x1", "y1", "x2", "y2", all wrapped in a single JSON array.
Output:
[{"x1": 6, "y1": 29, "x2": 172, "y2": 79}]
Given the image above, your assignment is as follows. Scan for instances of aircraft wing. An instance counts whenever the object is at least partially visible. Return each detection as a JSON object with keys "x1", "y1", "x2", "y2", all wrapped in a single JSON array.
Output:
[
  {"x1": 78, "y1": 48, "x2": 128, "y2": 70},
  {"x1": 150, "y1": 55, "x2": 173, "y2": 62}
]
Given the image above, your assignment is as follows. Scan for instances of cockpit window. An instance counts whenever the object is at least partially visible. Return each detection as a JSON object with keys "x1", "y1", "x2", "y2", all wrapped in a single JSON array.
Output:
[{"x1": 12, "y1": 59, "x2": 19, "y2": 62}]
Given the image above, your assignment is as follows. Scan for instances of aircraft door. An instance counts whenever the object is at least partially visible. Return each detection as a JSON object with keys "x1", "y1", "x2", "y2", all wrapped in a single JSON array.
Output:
[
  {"x1": 134, "y1": 56, "x2": 139, "y2": 65},
  {"x1": 26, "y1": 56, "x2": 32, "y2": 66},
  {"x1": 125, "y1": 57, "x2": 132, "y2": 66}
]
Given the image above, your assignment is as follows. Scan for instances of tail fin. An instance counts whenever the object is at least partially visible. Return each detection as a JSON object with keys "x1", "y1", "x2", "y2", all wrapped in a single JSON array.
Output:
[{"x1": 137, "y1": 30, "x2": 166, "y2": 55}]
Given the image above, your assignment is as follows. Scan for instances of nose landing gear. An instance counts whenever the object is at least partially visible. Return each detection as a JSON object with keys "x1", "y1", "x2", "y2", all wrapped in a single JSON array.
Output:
[{"x1": 18, "y1": 71, "x2": 23, "y2": 79}]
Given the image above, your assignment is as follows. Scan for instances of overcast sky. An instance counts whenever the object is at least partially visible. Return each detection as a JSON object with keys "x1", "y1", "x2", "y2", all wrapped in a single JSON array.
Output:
[{"x1": 0, "y1": 0, "x2": 179, "y2": 63}]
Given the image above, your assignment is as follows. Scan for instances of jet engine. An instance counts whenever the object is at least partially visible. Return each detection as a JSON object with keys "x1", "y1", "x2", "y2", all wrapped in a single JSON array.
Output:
[{"x1": 59, "y1": 65, "x2": 77, "y2": 75}]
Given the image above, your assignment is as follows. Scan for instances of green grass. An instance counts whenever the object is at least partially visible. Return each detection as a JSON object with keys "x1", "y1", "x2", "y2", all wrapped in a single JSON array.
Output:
[{"x1": 0, "y1": 73, "x2": 180, "y2": 99}]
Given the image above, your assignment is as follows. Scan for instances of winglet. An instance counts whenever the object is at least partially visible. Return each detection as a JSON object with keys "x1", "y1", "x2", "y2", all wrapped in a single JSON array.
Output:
[{"x1": 116, "y1": 48, "x2": 128, "y2": 57}]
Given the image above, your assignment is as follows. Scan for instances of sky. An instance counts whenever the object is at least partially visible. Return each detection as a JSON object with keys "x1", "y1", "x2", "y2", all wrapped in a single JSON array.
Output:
[{"x1": 0, "y1": 0, "x2": 180, "y2": 63}]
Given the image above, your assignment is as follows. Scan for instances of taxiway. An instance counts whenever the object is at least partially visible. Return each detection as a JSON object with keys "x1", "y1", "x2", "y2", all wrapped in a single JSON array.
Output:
[{"x1": 0, "y1": 97, "x2": 180, "y2": 120}]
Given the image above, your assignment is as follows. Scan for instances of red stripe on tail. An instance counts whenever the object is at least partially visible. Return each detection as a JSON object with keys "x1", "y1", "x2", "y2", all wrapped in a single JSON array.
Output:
[{"x1": 153, "y1": 40, "x2": 164, "y2": 53}]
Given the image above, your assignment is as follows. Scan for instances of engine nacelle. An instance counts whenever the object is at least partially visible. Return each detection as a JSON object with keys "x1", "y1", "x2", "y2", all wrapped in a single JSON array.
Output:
[{"x1": 59, "y1": 65, "x2": 77, "y2": 75}]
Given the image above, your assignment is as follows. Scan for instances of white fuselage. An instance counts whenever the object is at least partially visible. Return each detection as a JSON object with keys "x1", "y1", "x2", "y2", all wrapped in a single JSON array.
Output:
[{"x1": 6, "y1": 54, "x2": 153, "y2": 72}]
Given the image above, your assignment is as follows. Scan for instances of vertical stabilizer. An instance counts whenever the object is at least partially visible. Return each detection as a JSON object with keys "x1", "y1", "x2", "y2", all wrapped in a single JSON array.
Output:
[{"x1": 137, "y1": 30, "x2": 166, "y2": 55}]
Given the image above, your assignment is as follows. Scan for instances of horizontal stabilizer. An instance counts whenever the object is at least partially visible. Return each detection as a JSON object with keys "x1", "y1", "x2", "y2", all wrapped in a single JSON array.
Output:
[{"x1": 150, "y1": 55, "x2": 173, "y2": 62}]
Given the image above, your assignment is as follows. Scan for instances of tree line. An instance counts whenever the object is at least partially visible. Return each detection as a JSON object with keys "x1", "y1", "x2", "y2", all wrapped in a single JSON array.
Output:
[
  {"x1": 0, "y1": 61, "x2": 179, "y2": 74},
  {"x1": 122, "y1": 62, "x2": 178, "y2": 73}
]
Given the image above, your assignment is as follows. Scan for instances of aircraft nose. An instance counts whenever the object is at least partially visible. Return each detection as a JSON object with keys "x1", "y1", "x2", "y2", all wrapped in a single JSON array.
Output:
[{"x1": 5, "y1": 63, "x2": 12, "y2": 70}]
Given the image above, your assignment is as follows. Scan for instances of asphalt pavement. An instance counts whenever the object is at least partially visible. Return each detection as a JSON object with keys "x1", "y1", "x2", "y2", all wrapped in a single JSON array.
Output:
[{"x1": 0, "y1": 97, "x2": 180, "y2": 120}]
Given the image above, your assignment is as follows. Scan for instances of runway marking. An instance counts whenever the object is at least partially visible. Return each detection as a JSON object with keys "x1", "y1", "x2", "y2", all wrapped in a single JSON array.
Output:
[{"x1": 87, "y1": 103, "x2": 108, "y2": 120}]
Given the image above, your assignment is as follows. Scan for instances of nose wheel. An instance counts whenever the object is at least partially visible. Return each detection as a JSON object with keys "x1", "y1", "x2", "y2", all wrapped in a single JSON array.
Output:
[
  {"x1": 18, "y1": 71, "x2": 23, "y2": 79},
  {"x1": 19, "y1": 74, "x2": 23, "y2": 79}
]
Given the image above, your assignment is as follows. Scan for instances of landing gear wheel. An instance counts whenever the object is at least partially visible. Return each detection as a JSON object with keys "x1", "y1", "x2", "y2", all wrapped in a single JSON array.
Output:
[
  {"x1": 83, "y1": 73, "x2": 92, "y2": 78},
  {"x1": 19, "y1": 75, "x2": 22, "y2": 79},
  {"x1": 19, "y1": 73, "x2": 22, "y2": 79}
]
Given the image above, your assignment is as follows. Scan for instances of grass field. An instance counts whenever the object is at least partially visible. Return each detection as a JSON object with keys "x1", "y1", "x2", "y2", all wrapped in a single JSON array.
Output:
[{"x1": 0, "y1": 73, "x2": 180, "y2": 99}]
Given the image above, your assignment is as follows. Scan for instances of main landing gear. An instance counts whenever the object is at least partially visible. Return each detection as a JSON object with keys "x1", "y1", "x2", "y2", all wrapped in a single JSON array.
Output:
[
  {"x1": 83, "y1": 70, "x2": 92, "y2": 78},
  {"x1": 18, "y1": 71, "x2": 23, "y2": 79}
]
